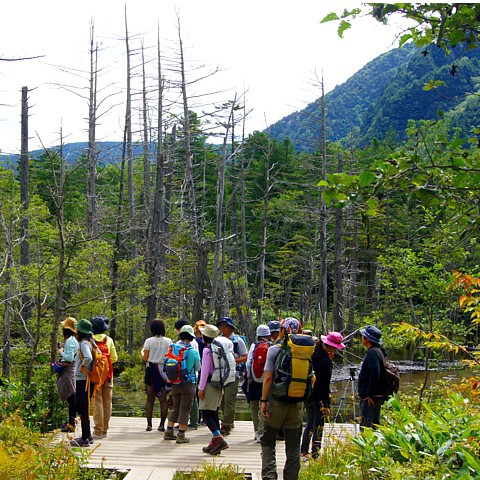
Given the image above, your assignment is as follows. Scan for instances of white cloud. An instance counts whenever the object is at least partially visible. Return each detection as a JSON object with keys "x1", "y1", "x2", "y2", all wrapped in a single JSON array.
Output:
[{"x1": 0, "y1": 0, "x2": 406, "y2": 153}]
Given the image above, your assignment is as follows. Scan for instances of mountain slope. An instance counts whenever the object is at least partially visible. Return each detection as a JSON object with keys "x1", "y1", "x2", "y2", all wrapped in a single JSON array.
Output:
[{"x1": 269, "y1": 42, "x2": 480, "y2": 151}]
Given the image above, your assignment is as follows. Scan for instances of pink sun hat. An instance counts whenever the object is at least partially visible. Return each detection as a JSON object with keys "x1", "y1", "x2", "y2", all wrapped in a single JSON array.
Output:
[{"x1": 321, "y1": 331, "x2": 346, "y2": 350}]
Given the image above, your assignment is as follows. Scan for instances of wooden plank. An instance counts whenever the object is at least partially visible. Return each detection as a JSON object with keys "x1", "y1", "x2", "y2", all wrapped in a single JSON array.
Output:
[{"x1": 56, "y1": 417, "x2": 356, "y2": 480}]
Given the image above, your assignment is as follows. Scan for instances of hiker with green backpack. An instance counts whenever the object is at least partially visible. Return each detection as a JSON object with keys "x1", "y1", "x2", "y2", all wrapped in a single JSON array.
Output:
[{"x1": 260, "y1": 317, "x2": 315, "y2": 480}]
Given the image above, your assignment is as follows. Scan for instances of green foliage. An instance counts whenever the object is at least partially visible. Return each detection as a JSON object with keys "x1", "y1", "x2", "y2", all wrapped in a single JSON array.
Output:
[
  {"x1": 173, "y1": 463, "x2": 247, "y2": 480},
  {"x1": 118, "y1": 364, "x2": 144, "y2": 391},
  {"x1": 299, "y1": 388, "x2": 480, "y2": 479}
]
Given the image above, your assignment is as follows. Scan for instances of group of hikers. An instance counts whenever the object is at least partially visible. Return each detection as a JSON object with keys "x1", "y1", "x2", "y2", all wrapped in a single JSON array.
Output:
[{"x1": 55, "y1": 314, "x2": 391, "y2": 480}]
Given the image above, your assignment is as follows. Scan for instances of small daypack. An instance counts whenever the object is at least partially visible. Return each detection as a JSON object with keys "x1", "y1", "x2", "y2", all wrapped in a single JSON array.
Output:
[
  {"x1": 96, "y1": 336, "x2": 113, "y2": 382},
  {"x1": 250, "y1": 340, "x2": 271, "y2": 383},
  {"x1": 272, "y1": 333, "x2": 315, "y2": 403},
  {"x1": 374, "y1": 347, "x2": 400, "y2": 400},
  {"x1": 80, "y1": 339, "x2": 110, "y2": 389},
  {"x1": 164, "y1": 343, "x2": 192, "y2": 385},
  {"x1": 210, "y1": 336, "x2": 236, "y2": 388}
]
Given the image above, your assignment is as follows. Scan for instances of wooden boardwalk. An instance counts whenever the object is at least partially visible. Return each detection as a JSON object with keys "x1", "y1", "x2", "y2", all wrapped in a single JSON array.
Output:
[{"x1": 55, "y1": 417, "x2": 358, "y2": 480}]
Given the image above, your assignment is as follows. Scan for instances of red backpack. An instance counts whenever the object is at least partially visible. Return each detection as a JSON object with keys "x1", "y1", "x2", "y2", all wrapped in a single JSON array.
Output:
[
  {"x1": 96, "y1": 336, "x2": 113, "y2": 382},
  {"x1": 251, "y1": 340, "x2": 271, "y2": 382}
]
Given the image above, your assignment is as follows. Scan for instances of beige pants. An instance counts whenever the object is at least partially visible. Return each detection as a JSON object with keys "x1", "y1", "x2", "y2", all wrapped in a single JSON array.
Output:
[{"x1": 93, "y1": 379, "x2": 113, "y2": 436}]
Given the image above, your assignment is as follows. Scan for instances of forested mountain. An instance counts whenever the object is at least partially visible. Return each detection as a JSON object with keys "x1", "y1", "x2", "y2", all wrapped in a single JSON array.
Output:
[{"x1": 269, "y1": 42, "x2": 480, "y2": 150}]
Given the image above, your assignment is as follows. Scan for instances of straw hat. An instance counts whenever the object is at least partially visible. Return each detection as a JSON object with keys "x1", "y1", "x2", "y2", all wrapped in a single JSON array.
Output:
[{"x1": 60, "y1": 317, "x2": 77, "y2": 333}]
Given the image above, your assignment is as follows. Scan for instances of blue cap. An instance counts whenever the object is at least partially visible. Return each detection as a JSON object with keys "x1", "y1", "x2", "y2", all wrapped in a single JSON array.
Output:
[
  {"x1": 216, "y1": 317, "x2": 235, "y2": 330},
  {"x1": 267, "y1": 320, "x2": 281, "y2": 332}
]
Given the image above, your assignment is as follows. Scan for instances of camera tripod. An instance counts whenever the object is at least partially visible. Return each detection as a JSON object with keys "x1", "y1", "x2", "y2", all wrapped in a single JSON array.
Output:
[{"x1": 333, "y1": 366, "x2": 359, "y2": 433}]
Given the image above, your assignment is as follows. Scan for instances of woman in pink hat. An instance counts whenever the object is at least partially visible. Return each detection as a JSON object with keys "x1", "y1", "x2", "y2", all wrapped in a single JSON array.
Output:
[{"x1": 300, "y1": 331, "x2": 345, "y2": 460}]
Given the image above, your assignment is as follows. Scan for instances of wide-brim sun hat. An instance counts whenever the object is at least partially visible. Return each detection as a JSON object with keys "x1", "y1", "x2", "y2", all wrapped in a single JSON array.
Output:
[
  {"x1": 194, "y1": 320, "x2": 207, "y2": 332},
  {"x1": 216, "y1": 317, "x2": 235, "y2": 330},
  {"x1": 256, "y1": 324, "x2": 271, "y2": 338},
  {"x1": 359, "y1": 325, "x2": 382, "y2": 344},
  {"x1": 76, "y1": 318, "x2": 93, "y2": 335},
  {"x1": 60, "y1": 317, "x2": 77, "y2": 333},
  {"x1": 199, "y1": 324, "x2": 220, "y2": 339},
  {"x1": 179, "y1": 324, "x2": 195, "y2": 340},
  {"x1": 321, "y1": 331, "x2": 346, "y2": 350}
]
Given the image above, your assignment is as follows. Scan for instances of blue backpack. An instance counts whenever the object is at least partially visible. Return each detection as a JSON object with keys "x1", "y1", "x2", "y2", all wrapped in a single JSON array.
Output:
[{"x1": 164, "y1": 343, "x2": 193, "y2": 384}]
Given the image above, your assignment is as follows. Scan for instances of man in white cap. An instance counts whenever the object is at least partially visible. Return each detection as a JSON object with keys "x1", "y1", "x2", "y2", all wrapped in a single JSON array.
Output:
[{"x1": 358, "y1": 325, "x2": 386, "y2": 429}]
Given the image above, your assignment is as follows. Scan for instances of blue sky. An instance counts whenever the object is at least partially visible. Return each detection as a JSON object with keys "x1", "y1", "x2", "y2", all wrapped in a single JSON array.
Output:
[{"x1": 0, "y1": 0, "x2": 407, "y2": 153}]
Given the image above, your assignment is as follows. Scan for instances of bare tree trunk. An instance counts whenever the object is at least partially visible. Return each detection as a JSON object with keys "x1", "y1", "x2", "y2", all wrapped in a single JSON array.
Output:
[
  {"x1": 257, "y1": 139, "x2": 271, "y2": 325},
  {"x1": 124, "y1": 8, "x2": 137, "y2": 259},
  {"x1": 20, "y1": 86, "x2": 32, "y2": 331},
  {"x1": 49, "y1": 139, "x2": 68, "y2": 363},
  {"x1": 87, "y1": 23, "x2": 99, "y2": 238},
  {"x1": 319, "y1": 77, "x2": 328, "y2": 327},
  {"x1": 145, "y1": 29, "x2": 166, "y2": 328},
  {"x1": 141, "y1": 42, "x2": 151, "y2": 234},
  {"x1": 208, "y1": 98, "x2": 237, "y2": 320},
  {"x1": 110, "y1": 126, "x2": 128, "y2": 342},
  {"x1": 1, "y1": 208, "x2": 13, "y2": 379},
  {"x1": 332, "y1": 153, "x2": 344, "y2": 332}
]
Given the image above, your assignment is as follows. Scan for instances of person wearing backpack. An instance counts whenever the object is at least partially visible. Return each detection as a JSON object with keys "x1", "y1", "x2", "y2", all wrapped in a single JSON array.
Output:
[
  {"x1": 300, "y1": 331, "x2": 345, "y2": 460},
  {"x1": 216, "y1": 317, "x2": 248, "y2": 435},
  {"x1": 70, "y1": 318, "x2": 95, "y2": 447},
  {"x1": 141, "y1": 318, "x2": 172, "y2": 432},
  {"x1": 197, "y1": 324, "x2": 230, "y2": 455},
  {"x1": 260, "y1": 317, "x2": 314, "y2": 480},
  {"x1": 245, "y1": 324, "x2": 271, "y2": 443},
  {"x1": 358, "y1": 325, "x2": 387, "y2": 429},
  {"x1": 163, "y1": 325, "x2": 201, "y2": 444},
  {"x1": 91, "y1": 315, "x2": 117, "y2": 439}
]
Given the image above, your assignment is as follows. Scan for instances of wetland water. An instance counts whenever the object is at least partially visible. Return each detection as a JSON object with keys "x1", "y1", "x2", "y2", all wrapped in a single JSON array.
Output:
[{"x1": 111, "y1": 362, "x2": 470, "y2": 421}]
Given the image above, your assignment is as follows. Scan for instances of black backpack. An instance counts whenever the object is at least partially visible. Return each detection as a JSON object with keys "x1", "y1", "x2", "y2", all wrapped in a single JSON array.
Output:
[{"x1": 374, "y1": 347, "x2": 400, "y2": 400}]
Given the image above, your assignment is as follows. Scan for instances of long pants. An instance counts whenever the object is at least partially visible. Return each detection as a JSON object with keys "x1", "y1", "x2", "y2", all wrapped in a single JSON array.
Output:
[
  {"x1": 75, "y1": 380, "x2": 93, "y2": 441},
  {"x1": 202, "y1": 409, "x2": 220, "y2": 434},
  {"x1": 360, "y1": 397, "x2": 383, "y2": 429},
  {"x1": 168, "y1": 383, "x2": 196, "y2": 426},
  {"x1": 189, "y1": 393, "x2": 199, "y2": 427},
  {"x1": 93, "y1": 379, "x2": 113, "y2": 436},
  {"x1": 300, "y1": 400, "x2": 325, "y2": 457},
  {"x1": 250, "y1": 399, "x2": 265, "y2": 437},
  {"x1": 261, "y1": 398, "x2": 303, "y2": 480},
  {"x1": 66, "y1": 393, "x2": 76, "y2": 427},
  {"x1": 220, "y1": 377, "x2": 239, "y2": 428}
]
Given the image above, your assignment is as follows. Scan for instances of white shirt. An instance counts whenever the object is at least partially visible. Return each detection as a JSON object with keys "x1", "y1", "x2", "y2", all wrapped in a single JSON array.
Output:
[{"x1": 143, "y1": 336, "x2": 172, "y2": 364}]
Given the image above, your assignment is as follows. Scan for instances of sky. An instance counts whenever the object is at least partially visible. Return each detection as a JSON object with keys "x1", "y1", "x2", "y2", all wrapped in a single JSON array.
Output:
[{"x1": 0, "y1": 0, "x2": 408, "y2": 154}]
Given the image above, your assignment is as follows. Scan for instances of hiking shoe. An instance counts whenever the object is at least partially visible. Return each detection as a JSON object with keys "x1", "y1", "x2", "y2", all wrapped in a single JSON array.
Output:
[
  {"x1": 93, "y1": 434, "x2": 106, "y2": 440},
  {"x1": 157, "y1": 425, "x2": 165, "y2": 432},
  {"x1": 209, "y1": 437, "x2": 229, "y2": 455},
  {"x1": 187, "y1": 424, "x2": 198, "y2": 430},
  {"x1": 87, "y1": 435, "x2": 94, "y2": 444},
  {"x1": 220, "y1": 426, "x2": 231, "y2": 436},
  {"x1": 70, "y1": 437, "x2": 90, "y2": 447},
  {"x1": 61, "y1": 423, "x2": 75, "y2": 433},
  {"x1": 146, "y1": 426, "x2": 152, "y2": 432},
  {"x1": 176, "y1": 432, "x2": 190, "y2": 444},
  {"x1": 164, "y1": 430, "x2": 176, "y2": 440},
  {"x1": 202, "y1": 440, "x2": 214, "y2": 453}
]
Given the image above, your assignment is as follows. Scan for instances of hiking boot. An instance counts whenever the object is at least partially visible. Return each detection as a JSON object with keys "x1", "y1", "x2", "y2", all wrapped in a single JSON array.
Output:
[
  {"x1": 164, "y1": 430, "x2": 176, "y2": 440},
  {"x1": 220, "y1": 425, "x2": 231, "y2": 436},
  {"x1": 61, "y1": 423, "x2": 75, "y2": 433},
  {"x1": 176, "y1": 431, "x2": 190, "y2": 444},
  {"x1": 202, "y1": 440, "x2": 214, "y2": 453},
  {"x1": 209, "y1": 436, "x2": 229, "y2": 455},
  {"x1": 70, "y1": 437, "x2": 90, "y2": 447}
]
